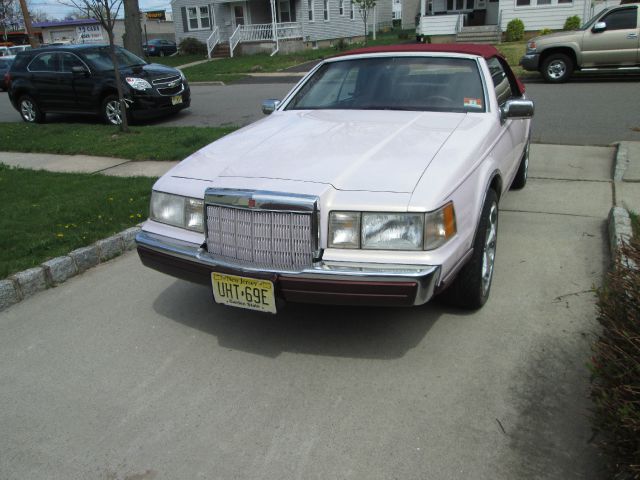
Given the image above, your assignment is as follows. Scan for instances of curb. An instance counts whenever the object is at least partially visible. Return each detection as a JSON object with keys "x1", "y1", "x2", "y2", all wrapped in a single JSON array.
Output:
[
  {"x1": 0, "y1": 226, "x2": 141, "y2": 312},
  {"x1": 608, "y1": 142, "x2": 636, "y2": 265}
]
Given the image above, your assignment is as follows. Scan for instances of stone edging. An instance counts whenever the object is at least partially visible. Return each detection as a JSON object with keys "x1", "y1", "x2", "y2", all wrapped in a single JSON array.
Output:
[
  {"x1": 609, "y1": 142, "x2": 635, "y2": 263},
  {"x1": 0, "y1": 227, "x2": 140, "y2": 312}
]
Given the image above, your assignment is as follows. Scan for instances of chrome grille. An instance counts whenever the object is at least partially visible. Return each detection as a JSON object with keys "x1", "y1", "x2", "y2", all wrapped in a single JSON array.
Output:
[
  {"x1": 206, "y1": 205, "x2": 315, "y2": 269},
  {"x1": 152, "y1": 74, "x2": 181, "y2": 85},
  {"x1": 157, "y1": 84, "x2": 183, "y2": 96}
]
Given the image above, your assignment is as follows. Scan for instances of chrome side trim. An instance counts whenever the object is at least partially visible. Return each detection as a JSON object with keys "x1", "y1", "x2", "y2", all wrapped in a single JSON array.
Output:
[{"x1": 136, "y1": 231, "x2": 441, "y2": 305}]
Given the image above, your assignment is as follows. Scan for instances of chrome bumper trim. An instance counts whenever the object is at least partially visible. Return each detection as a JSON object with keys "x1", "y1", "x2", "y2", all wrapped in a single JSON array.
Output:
[{"x1": 136, "y1": 231, "x2": 441, "y2": 305}]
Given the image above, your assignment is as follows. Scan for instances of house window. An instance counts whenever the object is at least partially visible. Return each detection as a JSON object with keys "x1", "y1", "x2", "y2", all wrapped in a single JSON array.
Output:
[
  {"x1": 339, "y1": 0, "x2": 344, "y2": 15},
  {"x1": 536, "y1": 0, "x2": 551, "y2": 4},
  {"x1": 456, "y1": 0, "x2": 463, "y2": 9},
  {"x1": 186, "y1": 5, "x2": 210, "y2": 30},
  {"x1": 279, "y1": 0, "x2": 291, "y2": 22},
  {"x1": 308, "y1": 0, "x2": 315, "y2": 21},
  {"x1": 466, "y1": 0, "x2": 474, "y2": 8},
  {"x1": 350, "y1": 0, "x2": 355, "y2": 19},
  {"x1": 324, "y1": 0, "x2": 330, "y2": 20},
  {"x1": 557, "y1": 0, "x2": 572, "y2": 3},
  {"x1": 515, "y1": 0, "x2": 530, "y2": 6},
  {"x1": 447, "y1": 0, "x2": 453, "y2": 9}
]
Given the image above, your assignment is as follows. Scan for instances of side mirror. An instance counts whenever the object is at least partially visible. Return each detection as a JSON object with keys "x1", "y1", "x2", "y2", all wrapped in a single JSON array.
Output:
[
  {"x1": 501, "y1": 99, "x2": 534, "y2": 123},
  {"x1": 592, "y1": 21, "x2": 607, "y2": 33},
  {"x1": 261, "y1": 99, "x2": 281, "y2": 115},
  {"x1": 71, "y1": 65, "x2": 88, "y2": 76}
]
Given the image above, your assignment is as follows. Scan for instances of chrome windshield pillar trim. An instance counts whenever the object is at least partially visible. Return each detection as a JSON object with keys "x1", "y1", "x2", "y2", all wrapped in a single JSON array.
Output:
[{"x1": 136, "y1": 230, "x2": 441, "y2": 305}]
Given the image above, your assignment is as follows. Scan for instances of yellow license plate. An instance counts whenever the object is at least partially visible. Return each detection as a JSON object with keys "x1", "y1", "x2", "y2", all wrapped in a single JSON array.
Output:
[
  {"x1": 211, "y1": 273, "x2": 276, "y2": 314},
  {"x1": 171, "y1": 95, "x2": 182, "y2": 105}
]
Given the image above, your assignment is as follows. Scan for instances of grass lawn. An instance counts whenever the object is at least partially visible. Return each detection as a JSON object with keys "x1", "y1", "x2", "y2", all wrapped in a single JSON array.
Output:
[
  {"x1": 0, "y1": 123, "x2": 237, "y2": 161},
  {"x1": 182, "y1": 29, "x2": 416, "y2": 81},
  {"x1": 0, "y1": 164, "x2": 155, "y2": 278},
  {"x1": 495, "y1": 41, "x2": 532, "y2": 78},
  {"x1": 144, "y1": 54, "x2": 205, "y2": 68}
]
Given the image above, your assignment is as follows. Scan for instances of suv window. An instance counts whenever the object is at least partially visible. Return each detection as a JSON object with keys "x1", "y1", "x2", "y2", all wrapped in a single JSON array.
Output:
[
  {"x1": 28, "y1": 53, "x2": 58, "y2": 72},
  {"x1": 60, "y1": 52, "x2": 87, "y2": 72},
  {"x1": 601, "y1": 7, "x2": 637, "y2": 30}
]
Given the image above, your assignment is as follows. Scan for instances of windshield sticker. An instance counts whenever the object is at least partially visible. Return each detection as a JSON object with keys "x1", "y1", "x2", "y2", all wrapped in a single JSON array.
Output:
[{"x1": 464, "y1": 98, "x2": 483, "y2": 109}]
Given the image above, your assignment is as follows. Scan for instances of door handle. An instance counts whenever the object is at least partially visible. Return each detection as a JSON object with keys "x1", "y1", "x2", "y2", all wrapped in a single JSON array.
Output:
[{"x1": 627, "y1": 33, "x2": 638, "y2": 39}]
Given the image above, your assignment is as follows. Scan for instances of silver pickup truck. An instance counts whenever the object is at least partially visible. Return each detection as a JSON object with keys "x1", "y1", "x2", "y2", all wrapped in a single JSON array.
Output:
[{"x1": 520, "y1": 3, "x2": 640, "y2": 82}]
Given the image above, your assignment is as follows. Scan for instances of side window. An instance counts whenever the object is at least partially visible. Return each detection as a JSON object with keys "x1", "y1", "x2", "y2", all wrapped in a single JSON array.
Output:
[
  {"x1": 601, "y1": 8, "x2": 637, "y2": 30},
  {"x1": 28, "y1": 53, "x2": 58, "y2": 72},
  {"x1": 60, "y1": 53, "x2": 85, "y2": 73},
  {"x1": 486, "y1": 57, "x2": 511, "y2": 106}
]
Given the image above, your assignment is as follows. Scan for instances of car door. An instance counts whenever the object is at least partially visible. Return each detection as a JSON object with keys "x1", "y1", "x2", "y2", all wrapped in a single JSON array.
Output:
[
  {"x1": 486, "y1": 57, "x2": 526, "y2": 185},
  {"x1": 60, "y1": 52, "x2": 96, "y2": 112},
  {"x1": 27, "y1": 52, "x2": 70, "y2": 111},
  {"x1": 581, "y1": 6, "x2": 639, "y2": 66}
]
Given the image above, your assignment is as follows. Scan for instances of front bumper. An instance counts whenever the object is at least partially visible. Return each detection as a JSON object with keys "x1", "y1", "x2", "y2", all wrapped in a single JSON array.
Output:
[
  {"x1": 520, "y1": 53, "x2": 540, "y2": 71},
  {"x1": 136, "y1": 231, "x2": 441, "y2": 307},
  {"x1": 129, "y1": 85, "x2": 191, "y2": 119}
]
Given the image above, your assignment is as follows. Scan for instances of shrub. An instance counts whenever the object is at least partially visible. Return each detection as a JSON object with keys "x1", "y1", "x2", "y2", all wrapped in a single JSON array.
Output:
[
  {"x1": 334, "y1": 38, "x2": 348, "y2": 51},
  {"x1": 398, "y1": 31, "x2": 409, "y2": 40},
  {"x1": 539, "y1": 28, "x2": 553, "y2": 36},
  {"x1": 505, "y1": 19, "x2": 525, "y2": 42},
  {"x1": 591, "y1": 239, "x2": 640, "y2": 478},
  {"x1": 179, "y1": 37, "x2": 207, "y2": 55},
  {"x1": 563, "y1": 15, "x2": 581, "y2": 31}
]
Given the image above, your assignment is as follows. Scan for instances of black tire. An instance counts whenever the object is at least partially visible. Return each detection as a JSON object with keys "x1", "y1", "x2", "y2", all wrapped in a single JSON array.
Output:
[
  {"x1": 541, "y1": 53, "x2": 573, "y2": 83},
  {"x1": 441, "y1": 189, "x2": 499, "y2": 310},
  {"x1": 18, "y1": 95, "x2": 45, "y2": 123},
  {"x1": 511, "y1": 138, "x2": 529, "y2": 190},
  {"x1": 101, "y1": 95, "x2": 127, "y2": 125}
]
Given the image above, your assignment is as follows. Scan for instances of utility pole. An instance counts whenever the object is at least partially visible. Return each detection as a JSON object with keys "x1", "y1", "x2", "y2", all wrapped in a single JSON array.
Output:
[{"x1": 18, "y1": 0, "x2": 39, "y2": 47}]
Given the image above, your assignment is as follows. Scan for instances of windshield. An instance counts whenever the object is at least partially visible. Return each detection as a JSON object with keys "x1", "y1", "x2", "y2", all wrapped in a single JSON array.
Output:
[
  {"x1": 82, "y1": 46, "x2": 147, "y2": 71},
  {"x1": 285, "y1": 56, "x2": 486, "y2": 113}
]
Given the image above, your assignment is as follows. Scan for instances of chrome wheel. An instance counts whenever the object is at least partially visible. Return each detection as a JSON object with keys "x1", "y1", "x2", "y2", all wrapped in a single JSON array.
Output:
[
  {"x1": 20, "y1": 99, "x2": 36, "y2": 122},
  {"x1": 105, "y1": 99, "x2": 122, "y2": 125},
  {"x1": 546, "y1": 60, "x2": 567, "y2": 80},
  {"x1": 481, "y1": 201, "x2": 498, "y2": 296}
]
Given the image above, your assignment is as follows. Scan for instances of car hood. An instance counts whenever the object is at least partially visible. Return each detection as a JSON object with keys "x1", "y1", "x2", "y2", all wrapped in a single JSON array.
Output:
[
  {"x1": 168, "y1": 110, "x2": 467, "y2": 193},
  {"x1": 535, "y1": 30, "x2": 583, "y2": 44},
  {"x1": 120, "y1": 62, "x2": 180, "y2": 78}
]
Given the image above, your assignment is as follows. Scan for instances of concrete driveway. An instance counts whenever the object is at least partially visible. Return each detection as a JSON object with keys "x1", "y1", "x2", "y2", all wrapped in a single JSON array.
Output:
[{"x1": 0, "y1": 144, "x2": 612, "y2": 479}]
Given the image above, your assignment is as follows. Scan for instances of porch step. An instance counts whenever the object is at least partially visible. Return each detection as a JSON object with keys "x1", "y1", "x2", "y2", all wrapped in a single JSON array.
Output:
[
  {"x1": 456, "y1": 25, "x2": 501, "y2": 44},
  {"x1": 212, "y1": 43, "x2": 231, "y2": 58}
]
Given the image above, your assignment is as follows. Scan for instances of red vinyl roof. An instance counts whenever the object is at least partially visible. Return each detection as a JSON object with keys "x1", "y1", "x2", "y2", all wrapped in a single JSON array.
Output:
[{"x1": 335, "y1": 43, "x2": 502, "y2": 59}]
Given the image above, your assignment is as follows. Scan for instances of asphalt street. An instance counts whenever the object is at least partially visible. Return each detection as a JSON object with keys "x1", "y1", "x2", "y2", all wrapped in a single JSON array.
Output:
[
  {"x1": 1, "y1": 76, "x2": 639, "y2": 145},
  {"x1": 0, "y1": 144, "x2": 612, "y2": 479}
]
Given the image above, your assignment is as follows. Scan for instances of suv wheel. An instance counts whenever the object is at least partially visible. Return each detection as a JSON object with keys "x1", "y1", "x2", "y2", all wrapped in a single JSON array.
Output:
[
  {"x1": 440, "y1": 189, "x2": 499, "y2": 310},
  {"x1": 18, "y1": 95, "x2": 45, "y2": 123},
  {"x1": 102, "y1": 95, "x2": 126, "y2": 125},
  {"x1": 541, "y1": 53, "x2": 573, "y2": 83}
]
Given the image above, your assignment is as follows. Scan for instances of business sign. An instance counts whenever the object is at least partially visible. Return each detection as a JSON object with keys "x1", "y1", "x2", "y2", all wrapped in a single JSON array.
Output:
[
  {"x1": 145, "y1": 10, "x2": 166, "y2": 21},
  {"x1": 76, "y1": 24, "x2": 103, "y2": 43}
]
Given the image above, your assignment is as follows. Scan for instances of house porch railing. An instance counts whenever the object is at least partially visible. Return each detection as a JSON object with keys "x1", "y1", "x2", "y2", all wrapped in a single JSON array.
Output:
[
  {"x1": 230, "y1": 22, "x2": 303, "y2": 57},
  {"x1": 207, "y1": 26, "x2": 220, "y2": 58}
]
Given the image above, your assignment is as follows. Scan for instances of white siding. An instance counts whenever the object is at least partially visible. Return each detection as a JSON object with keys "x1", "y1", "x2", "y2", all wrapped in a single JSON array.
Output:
[
  {"x1": 417, "y1": 13, "x2": 460, "y2": 34},
  {"x1": 498, "y1": 0, "x2": 586, "y2": 31},
  {"x1": 401, "y1": 0, "x2": 420, "y2": 29},
  {"x1": 300, "y1": 0, "x2": 365, "y2": 41}
]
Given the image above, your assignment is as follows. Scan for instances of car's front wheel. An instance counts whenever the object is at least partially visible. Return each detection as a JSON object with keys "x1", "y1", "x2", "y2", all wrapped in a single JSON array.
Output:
[
  {"x1": 441, "y1": 189, "x2": 499, "y2": 310},
  {"x1": 541, "y1": 53, "x2": 573, "y2": 83},
  {"x1": 18, "y1": 95, "x2": 45, "y2": 123},
  {"x1": 102, "y1": 95, "x2": 127, "y2": 125}
]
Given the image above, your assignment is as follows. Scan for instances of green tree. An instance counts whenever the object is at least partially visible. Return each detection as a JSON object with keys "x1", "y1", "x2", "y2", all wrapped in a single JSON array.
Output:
[{"x1": 353, "y1": 0, "x2": 376, "y2": 44}]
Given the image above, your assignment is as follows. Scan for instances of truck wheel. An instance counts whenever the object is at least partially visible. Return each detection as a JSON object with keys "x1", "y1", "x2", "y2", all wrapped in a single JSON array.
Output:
[
  {"x1": 440, "y1": 189, "x2": 499, "y2": 310},
  {"x1": 541, "y1": 53, "x2": 573, "y2": 83}
]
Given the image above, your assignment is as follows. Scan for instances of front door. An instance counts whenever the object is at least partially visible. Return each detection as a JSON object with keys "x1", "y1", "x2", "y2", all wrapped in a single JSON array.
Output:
[
  {"x1": 232, "y1": 4, "x2": 246, "y2": 26},
  {"x1": 485, "y1": 0, "x2": 499, "y2": 25},
  {"x1": 582, "y1": 6, "x2": 640, "y2": 66},
  {"x1": 278, "y1": 0, "x2": 291, "y2": 22}
]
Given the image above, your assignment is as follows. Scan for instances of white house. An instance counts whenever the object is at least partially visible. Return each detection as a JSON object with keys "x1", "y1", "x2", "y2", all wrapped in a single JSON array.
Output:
[
  {"x1": 415, "y1": 0, "x2": 618, "y2": 38},
  {"x1": 171, "y1": 0, "x2": 393, "y2": 57}
]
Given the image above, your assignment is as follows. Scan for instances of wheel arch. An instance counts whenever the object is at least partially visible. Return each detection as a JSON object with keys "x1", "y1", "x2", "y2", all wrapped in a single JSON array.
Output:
[{"x1": 539, "y1": 47, "x2": 578, "y2": 70}]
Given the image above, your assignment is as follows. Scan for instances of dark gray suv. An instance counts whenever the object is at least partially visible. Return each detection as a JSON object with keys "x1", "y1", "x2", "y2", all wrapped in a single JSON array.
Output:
[{"x1": 7, "y1": 44, "x2": 191, "y2": 124}]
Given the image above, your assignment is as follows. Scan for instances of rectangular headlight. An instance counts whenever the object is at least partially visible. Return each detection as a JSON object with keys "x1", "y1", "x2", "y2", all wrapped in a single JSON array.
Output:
[
  {"x1": 329, "y1": 211, "x2": 360, "y2": 248},
  {"x1": 150, "y1": 191, "x2": 204, "y2": 232},
  {"x1": 424, "y1": 202, "x2": 456, "y2": 250},
  {"x1": 362, "y1": 213, "x2": 423, "y2": 250}
]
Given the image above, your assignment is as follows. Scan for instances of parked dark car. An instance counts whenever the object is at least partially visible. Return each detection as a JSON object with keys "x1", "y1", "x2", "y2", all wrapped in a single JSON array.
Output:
[
  {"x1": 7, "y1": 44, "x2": 190, "y2": 124},
  {"x1": 143, "y1": 39, "x2": 178, "y2": 57},
  {"x1": 0, "y1": 55, "x2": 15, "y2": 91}
]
